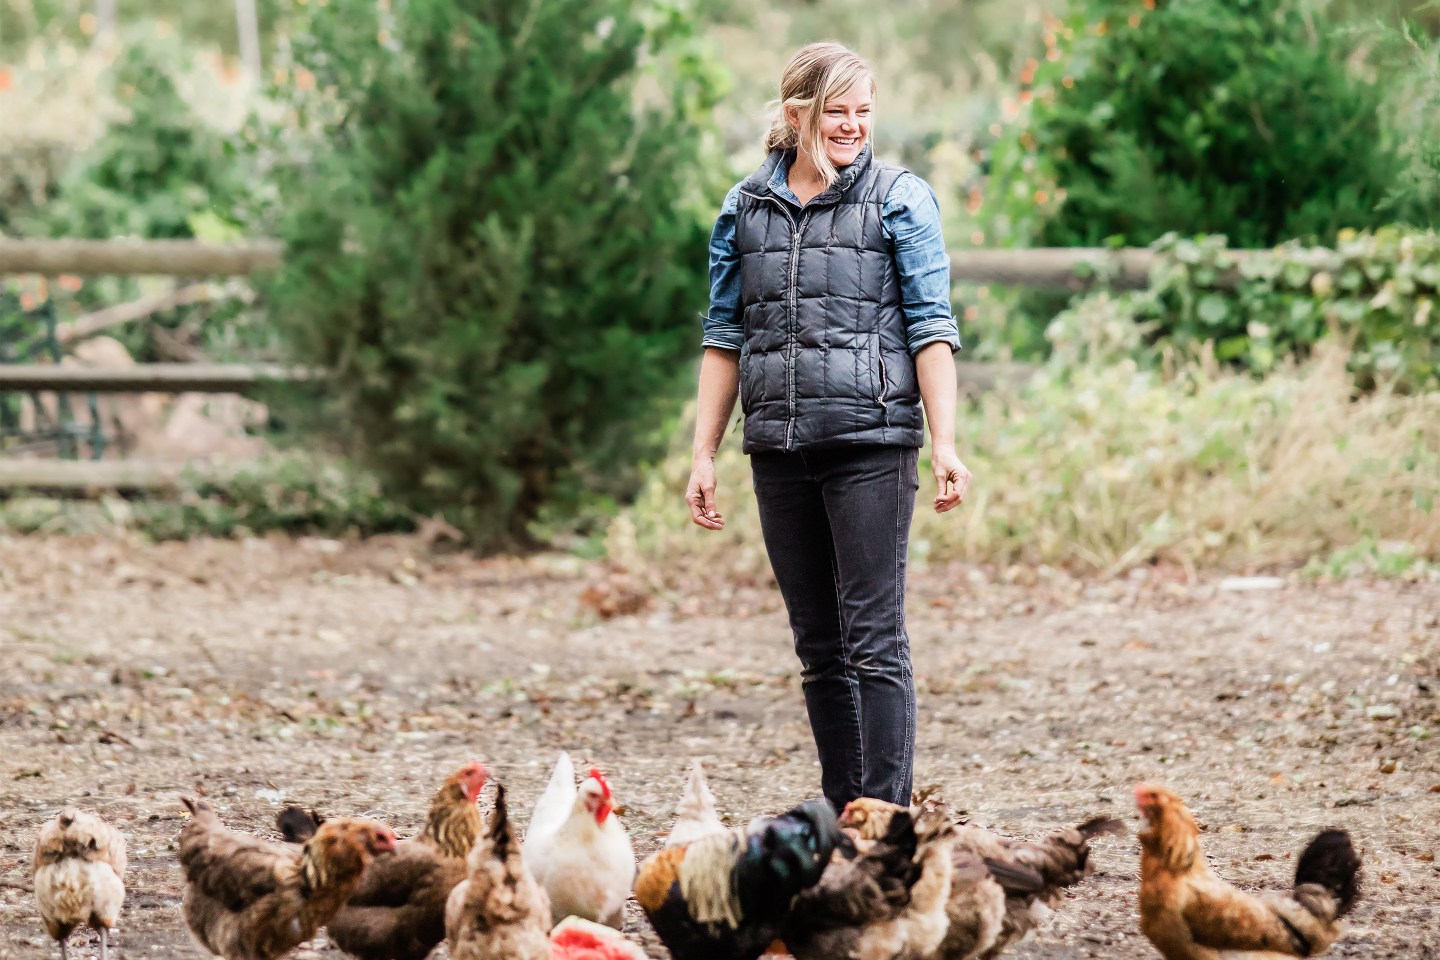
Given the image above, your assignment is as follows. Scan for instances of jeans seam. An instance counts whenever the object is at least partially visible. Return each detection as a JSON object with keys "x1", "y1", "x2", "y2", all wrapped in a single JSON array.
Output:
[
  {"x1": 895, "y1": 448, "x2": 914, "y2": 797},
  {"x1": 830, "y1": 534, "x2": 864, "y2": 796}
]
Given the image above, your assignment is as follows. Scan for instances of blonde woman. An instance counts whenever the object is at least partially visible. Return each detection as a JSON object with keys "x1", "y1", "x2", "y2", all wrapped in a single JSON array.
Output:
[{"x1": 685, "y1": 42, "x2": 971, "y2": 810}]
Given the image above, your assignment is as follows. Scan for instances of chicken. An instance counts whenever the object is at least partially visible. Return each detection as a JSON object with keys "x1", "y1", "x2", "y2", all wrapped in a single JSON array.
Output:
[
  {"x1": 843, "y1": 798, "x2": 1124, "y2": 960},
  {"x1": 634, "y1": 799, "x2": 841, "y2": 960},
  {"x1": 1136, "y1": 783, "x2": 1362, "y2": 960},
  {"x1": 445, "y1": 782, "x2": 552, "y2": 960},
  {"x1": 276, "y1": 806, "x2": 324, "y2": 846},
  {"x1": 665, "y1": 761, "x2": 727, "y2": 849},
  {"x1": 522, "y1": 752, "x2": 636, "y2": 928},
  {"x1": 33, "y1": 808, "x2": 127, "y2": 960},
  {"x1": 178, "y1": 796, "x2": 396, "y2": 960},
  {"x1": 782, "y1": 803, "x2": 956, "y2": 960},
  {"x1": 302, "y1": 761, "x2": 490, "y2": 960}
]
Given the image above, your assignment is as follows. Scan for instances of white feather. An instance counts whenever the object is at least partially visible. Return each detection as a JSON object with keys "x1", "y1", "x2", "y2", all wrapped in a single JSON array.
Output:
[
  {"x1": 665, "y1": 761, "x2": 726, "y2": 849},
  {"x1": 524, "y1": 751, "x2": 576, "y2": 847}
]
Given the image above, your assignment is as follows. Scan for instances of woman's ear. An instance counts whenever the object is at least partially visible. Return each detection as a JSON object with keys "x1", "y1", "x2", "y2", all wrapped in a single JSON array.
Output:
[{"x1": 785, "y1": 103, "x2": 803, "y2": 132}]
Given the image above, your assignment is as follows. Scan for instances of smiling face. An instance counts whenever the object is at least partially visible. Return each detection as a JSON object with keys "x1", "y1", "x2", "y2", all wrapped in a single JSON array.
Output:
[
  {"x1": 810, "y1": 82, "x2": 871, "y2": 169},
  {"x1": 770, "y1": 42, "x2": 876, "y2": 187}
]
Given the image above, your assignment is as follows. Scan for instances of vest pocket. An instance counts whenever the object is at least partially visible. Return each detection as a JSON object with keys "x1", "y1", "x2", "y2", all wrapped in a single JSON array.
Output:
[{"x1": 870, "y1": 336, "x2": 888, "y2": 408}]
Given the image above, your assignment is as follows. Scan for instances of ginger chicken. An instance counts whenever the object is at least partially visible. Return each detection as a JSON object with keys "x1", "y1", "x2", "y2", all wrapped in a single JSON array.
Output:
[
  {"x1": 288, "y1": 761, "x2": 490, "y2": 960},
  {"x1": 635, "y1": 799, "x2": 841, "y2": 960},
  {"x1": 1136, "y1": 784, "x2": 1361, "y2": 960},
  {"x1": 178, "y1": 797, "x2": 396, "y2": 960},
  {"x1": 843, "y1": 798, "x2": 1124, "y2": 960},
  {"x1": 522, "y1": 752, "x2": 635, "y2": 928},
  {"x1": 33, "y1": 808, "x2": 127, "y2": 960},
  {"x1": 782, "y1": 803, "x2": 956, "y2": 960},
  {"x1": 445, "y1": 783, "x2": 552, "y2": 960}
]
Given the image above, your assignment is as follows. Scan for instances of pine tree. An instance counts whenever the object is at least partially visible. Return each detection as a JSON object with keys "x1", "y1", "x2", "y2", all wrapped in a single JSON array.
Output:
[{"x1": 264, "y1": 0, "x2": 723, "y2": 547}]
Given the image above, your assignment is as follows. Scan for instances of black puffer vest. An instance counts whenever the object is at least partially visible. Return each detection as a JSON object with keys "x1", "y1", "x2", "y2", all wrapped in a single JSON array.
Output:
[{"x1": 734, "y1": 145, "x2": 923, "y2": 454}]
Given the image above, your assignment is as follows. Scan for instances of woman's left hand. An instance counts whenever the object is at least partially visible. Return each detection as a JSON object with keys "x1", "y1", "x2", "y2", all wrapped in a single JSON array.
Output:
[{"x1": 931, "y1": 445, "x2": 972, "y2": 514}]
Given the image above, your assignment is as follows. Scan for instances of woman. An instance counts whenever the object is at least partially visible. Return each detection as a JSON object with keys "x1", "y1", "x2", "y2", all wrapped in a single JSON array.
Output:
[{"x1": 685, "y1": 41, "x2": 971, "y2": 810}]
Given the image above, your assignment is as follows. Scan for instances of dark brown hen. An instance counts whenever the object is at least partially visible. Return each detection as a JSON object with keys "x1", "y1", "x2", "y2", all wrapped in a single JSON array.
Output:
[
  {"x1": 317, "y1": 761, "x2": 489, "y2": 960},
  {"x1": 178, "y1": 797, "x2": 395, "y2": 960}
]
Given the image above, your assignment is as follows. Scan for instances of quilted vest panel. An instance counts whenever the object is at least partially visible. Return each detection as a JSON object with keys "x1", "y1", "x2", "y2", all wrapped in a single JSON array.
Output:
[{"x1": 733, "y1": 146, "x2": 923, "y2": 453}]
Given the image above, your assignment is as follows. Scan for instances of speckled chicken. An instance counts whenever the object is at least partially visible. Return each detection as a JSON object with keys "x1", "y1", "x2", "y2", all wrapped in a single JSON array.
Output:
[
  {"x1": 842, "y1": 798, "x2": 1124, "y2": 960},
  {"x1": 1137, "y1": 783, "x2": 1361, "y2": 960},
  {"x1": 278, "y1": 761, "x2": 489, "y2": 960},
  {"x1": 445, "y1": 783, "x2": 551, "y2": 960},
  {"x1": 178, "y1": 796, "x2": 396, "y2": 960},
  {"x1": 782, "y1": 803, "x2": 956, "y2": 960},
  {"x1": 635, "y1": 799, "x2": 841, "y2": 960},
  {"x1": 33, "y1": 808, "x2": 127, "y2": 960}
]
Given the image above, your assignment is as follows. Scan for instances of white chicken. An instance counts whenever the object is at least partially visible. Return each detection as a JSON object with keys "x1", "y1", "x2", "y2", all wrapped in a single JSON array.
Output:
[
  {"x1": 521, "y1": 751, "x2": 636, "y2": 928},
  {"x1": 663, "y1": 760, "x2": 726, "y2": 849},
  {"x1": 33, "y1": 808, "x2": 127, "y2": 960}
]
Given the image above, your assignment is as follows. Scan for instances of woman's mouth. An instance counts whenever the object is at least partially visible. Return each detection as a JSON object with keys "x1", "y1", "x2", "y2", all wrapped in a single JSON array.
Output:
[{"x1": 831, "y1": 136, "x2": 860, "y2": 146}]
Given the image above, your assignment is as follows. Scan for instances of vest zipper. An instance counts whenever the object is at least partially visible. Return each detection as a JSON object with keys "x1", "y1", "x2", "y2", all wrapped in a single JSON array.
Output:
[
  {"x1": 786, "y1": 210, "x2": 813, "y2": 450},
  {"x1": 740, "y1": 188, "x2": 805, "y2": 450}
]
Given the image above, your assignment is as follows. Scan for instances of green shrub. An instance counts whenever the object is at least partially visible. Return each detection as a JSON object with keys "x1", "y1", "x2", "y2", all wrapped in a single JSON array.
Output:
[
  {"x1": 610, "y1": 343, "x2": 1440, "y2": 579},
  {"x1": 262, "y1": 0, "x2": 722, "y2": 550},
  {"x1": 987, "y1": 0, "x2": 1416, "y2": 251},
  {"x1": 33, "y1": 33, "x2": 246, "y2": 242},
  {"x1": 1042, "y1": 228, "x2": 1440, "y2": 387}
]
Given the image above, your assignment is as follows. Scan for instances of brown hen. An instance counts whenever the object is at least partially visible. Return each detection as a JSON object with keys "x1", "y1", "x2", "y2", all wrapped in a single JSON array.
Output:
[
  {"x1": 782, "y1": 804, "x2": 957, "y2": 960},
  {"x1": 1136, "y1": 783, "x2": 1361, "y2": 960},
  {"x1": 288, "y1": 761, "x2": 489, "y2": 960},
  {"x1": 178, "y1": 796, "x2": 396, "y2": 960},
  {"x1": 843, "y1": 798, "x2": 1123, "y2": 960}
]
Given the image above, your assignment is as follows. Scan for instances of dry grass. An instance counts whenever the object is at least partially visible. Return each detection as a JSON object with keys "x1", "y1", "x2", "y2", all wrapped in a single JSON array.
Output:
[{"x1": 609, "y1": 347, "x2": 1440, "y2": 582}]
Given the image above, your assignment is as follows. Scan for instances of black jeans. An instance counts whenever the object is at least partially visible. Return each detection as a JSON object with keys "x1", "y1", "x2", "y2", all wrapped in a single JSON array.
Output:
[{"x1": 750, "y1": 444, "x2": 919, "y2": 811}]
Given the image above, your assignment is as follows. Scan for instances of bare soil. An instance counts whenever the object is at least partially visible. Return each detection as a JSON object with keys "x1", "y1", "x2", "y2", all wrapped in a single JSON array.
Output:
[{"x1": 0, "y1": 535, "x2": 1436, "y2": 959}]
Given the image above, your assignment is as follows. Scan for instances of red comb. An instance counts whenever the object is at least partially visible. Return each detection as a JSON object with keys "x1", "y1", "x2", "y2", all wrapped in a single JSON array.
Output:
[{"x1": 588, "y1": 767, "x2": 612, "y2": 801}]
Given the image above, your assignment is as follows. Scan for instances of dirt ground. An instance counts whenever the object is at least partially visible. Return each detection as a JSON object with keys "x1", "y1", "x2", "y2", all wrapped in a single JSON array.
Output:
[{"x1": 0, "y1": 534, "x2": 1436, "y2": 960}]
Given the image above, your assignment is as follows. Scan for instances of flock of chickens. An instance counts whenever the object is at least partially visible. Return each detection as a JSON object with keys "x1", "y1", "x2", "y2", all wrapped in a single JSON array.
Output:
[{"x1": 31, "y1": 755, "x2": 1363, "y2": 960}]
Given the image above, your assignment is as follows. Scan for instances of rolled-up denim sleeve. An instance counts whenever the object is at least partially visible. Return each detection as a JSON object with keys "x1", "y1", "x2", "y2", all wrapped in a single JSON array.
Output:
[
  {"x1": 701, "y1": 185, "x2": 744, "y2": 351},
  {"x1": 884, "y1": 173, "x2": 961, "y2": 355}
]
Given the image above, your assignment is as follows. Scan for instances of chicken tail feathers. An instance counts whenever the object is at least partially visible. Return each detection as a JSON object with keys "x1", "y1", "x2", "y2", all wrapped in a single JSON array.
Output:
[
  {"x1": 180, "y1": 796, "x2": 213, "y2": 819},
  {"x1": 276, "y1": 806, "x2": 322, "y2": 845},
  {"x1": 488, "y1": 783, "x2": 517, "y2": 861},
  {"x1": 1295, "y1": 829, "x2": 1361, "y2": 918},
  {"x1": 982, "y1": 857, "x2": 1047, "y2": 894}
]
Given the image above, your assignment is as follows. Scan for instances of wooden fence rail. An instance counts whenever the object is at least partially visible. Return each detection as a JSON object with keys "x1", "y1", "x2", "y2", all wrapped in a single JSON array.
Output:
[
  {"x1": 0, "y1": 238, "x2": 283, "y2": 277},
  {"x1": 3, "y1": 237, "x2": 1326, "y2": 494},
  {"x1": 0, "y1": 237, "x2": 1341, "y2": 287},
  {"x1": 0, "y1": 363, "x2": 313, "y2": 394}
]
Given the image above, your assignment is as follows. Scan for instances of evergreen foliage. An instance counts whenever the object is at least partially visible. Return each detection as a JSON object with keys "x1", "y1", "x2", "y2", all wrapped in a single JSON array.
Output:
[
  {"x1": 989, "y1": 0, "x2": 1418, "y2": 250},
  {"x1": 263, "y1": 0, "x2": 722, "y2": 548}
]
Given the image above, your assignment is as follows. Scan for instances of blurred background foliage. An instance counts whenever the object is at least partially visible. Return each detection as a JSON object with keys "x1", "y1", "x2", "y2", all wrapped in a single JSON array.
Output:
[{"x1": 0, "y1": 0, "x2": 1438, "y2": 564}]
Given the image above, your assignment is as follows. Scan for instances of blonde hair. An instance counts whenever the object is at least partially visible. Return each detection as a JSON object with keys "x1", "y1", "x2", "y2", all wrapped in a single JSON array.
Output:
[{"x1": 764, "y1": 42, "x2": 875, "y2": 187}]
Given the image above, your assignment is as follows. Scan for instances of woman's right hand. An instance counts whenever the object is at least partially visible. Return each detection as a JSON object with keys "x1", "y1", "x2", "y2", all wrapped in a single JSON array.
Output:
[{"x1": 686, "y1": 456, "x2": 725, "y2": 530}]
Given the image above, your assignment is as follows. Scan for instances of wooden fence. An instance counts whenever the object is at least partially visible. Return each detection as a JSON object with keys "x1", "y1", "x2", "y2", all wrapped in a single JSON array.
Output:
[{"x1": 0, "y1": 236, "x2": 1298, "y2": 492}]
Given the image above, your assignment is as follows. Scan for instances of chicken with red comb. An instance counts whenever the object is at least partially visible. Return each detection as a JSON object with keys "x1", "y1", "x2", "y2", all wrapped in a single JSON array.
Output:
[{"x1": 522, "y1": 751, "x2": 636, "y2": 928}]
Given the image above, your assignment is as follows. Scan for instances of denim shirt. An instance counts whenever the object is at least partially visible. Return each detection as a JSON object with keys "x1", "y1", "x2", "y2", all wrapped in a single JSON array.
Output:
[{"x1": 702, "y1": 153, "x2": 960, "y2": 355}]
